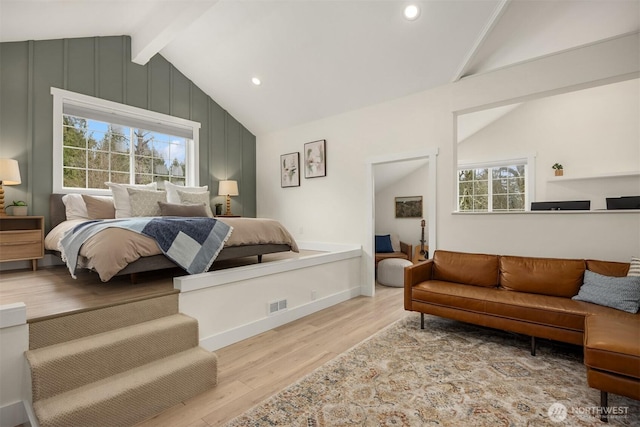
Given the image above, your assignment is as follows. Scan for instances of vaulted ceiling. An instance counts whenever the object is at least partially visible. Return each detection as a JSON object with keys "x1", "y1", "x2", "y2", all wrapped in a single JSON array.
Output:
[{"x1": 1, "y1": 0, "x2": 638, "y2": 135}]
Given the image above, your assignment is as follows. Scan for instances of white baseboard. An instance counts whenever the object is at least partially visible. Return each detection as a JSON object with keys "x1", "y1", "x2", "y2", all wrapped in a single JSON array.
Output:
[
  {"x1": 0, "y1": 401, "x2": 28, "y2": 427},
  {"x1": 199, "y1": 286, "x2": 361, "y2": 351}
]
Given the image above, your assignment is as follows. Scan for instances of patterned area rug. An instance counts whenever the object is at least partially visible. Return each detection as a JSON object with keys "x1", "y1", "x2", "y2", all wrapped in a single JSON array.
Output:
[{"x1": 224, "y1": 314, "x2": 639, "y2": 426}]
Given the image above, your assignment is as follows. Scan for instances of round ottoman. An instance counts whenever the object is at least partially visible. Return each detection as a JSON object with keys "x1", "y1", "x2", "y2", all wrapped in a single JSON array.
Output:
[{"x1": 378, "y1": 258, "x2": 413, "y2": 287}]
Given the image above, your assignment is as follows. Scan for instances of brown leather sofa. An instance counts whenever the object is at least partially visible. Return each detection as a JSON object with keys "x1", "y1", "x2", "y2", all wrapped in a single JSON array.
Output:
[{"x1": 404, "y1": 250, "x2": 639, "y2": 420}]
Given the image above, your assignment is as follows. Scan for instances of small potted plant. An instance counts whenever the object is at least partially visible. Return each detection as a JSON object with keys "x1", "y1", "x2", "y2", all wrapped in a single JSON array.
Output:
[
  {"x1": 552, "y1": 163, "x2": 563, "y2": 177},
  {"x1": 9, "y1": 200, "x2": 27, "y2": 216}
]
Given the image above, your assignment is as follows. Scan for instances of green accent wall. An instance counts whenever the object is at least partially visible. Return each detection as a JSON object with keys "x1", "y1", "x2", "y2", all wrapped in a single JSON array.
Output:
[{"x1": 0, "y1": 36, "x2": 256, "y2": 230}]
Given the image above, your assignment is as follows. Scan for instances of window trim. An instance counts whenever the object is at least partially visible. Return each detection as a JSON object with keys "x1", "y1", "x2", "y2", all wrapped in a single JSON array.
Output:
[
  {"x1": 51, "y1": 87, "x2": 201, "y2": 194},
  {"x1": 457, "y1": 155, "x2": 536, "y2": 213}
]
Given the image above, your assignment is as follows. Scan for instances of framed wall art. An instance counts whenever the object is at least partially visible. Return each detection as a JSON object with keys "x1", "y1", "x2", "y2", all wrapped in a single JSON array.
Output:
[
  {"x1": 281, "y1": 152, "x2": 300, "y2": 187},
  {"x1": 304, "y1": 139, "x2": 326, "y2": 178},
  {"x1": 395, "y1": 196, "x2": 423, "y2": 218}
]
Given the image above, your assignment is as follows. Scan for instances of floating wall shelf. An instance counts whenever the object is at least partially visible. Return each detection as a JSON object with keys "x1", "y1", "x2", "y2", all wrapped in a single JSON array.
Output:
[{"x1": 547, "y1": 171, "x2": 640, "y2": 182}]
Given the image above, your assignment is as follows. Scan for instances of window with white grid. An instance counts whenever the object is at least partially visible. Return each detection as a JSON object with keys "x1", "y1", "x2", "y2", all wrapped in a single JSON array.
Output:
[
  {"x1": 458, "y1": 159, "x2": 531, "y2": 212},
  {"x1": 52, "y1": 88, "x2": 200, "y2": 193}
]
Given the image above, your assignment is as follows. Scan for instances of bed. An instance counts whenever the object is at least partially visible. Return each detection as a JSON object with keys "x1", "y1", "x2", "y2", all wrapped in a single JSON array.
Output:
[{"x1": 46, "y1": 194, "x2": 298, "y2": 281}]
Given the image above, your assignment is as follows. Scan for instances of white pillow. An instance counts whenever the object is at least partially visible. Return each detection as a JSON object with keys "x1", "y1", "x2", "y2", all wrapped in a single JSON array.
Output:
[
  {"x1": 106, "y1": 182, "x2": 157, "y2": 218},
  {"x1": 62, "y1": 194, "x2": 114, "y2": 220},
  {"x1": 62, "y1": 194, "x2": 89, "y2": 220},
  {"x1": 164, "y1": 181, "x2": 208, "y2": 204},
  {"x1": 126, "y1": 188, "x2": 166, "y2": 217},
  {"x1": 177, "y1": 189, "x2": 214, "y2": 217},
  {"x1": 390, "y1": 234, "x2": 401, "y2": 253},
  {"x1": 628, "y1": 257, "x2": 640, "y2": 277}
]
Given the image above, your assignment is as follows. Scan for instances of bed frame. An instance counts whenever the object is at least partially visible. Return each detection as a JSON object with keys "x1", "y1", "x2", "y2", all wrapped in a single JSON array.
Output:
[{"x1": 49, "y1": 194, "x2": 292, "y2": 278}]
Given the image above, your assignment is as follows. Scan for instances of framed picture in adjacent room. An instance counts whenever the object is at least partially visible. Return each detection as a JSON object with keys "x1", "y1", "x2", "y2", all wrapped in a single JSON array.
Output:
[
  {"x1": 395, "y1": 196, "x2": 423, "y2": 218},
  {"x1": 304, "y1": 139, "x2": 326, "y2": 178},
  {"x1": 281, "y1": 152, "x2": 300, "y2": 187}
]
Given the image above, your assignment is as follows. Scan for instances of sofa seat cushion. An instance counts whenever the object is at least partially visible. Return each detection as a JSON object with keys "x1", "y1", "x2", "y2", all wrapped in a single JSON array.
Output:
[
  {"x1": 412, "y1": 281, "x2": 638, "y2": 332},
  {"x1": 499, "y1": 255, "x2": 585, "y2": 298},
  {"x1": 585, "y1": 315, "x2": 640, "y2": 379}
]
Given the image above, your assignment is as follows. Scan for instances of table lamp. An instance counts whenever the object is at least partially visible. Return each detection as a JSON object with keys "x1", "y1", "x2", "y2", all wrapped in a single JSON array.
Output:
[
  {"x1": 0, "y1": 158, "x2": 21, "y2": 216},
  {"x1": 218, "y1": 180, "x2": 239, "y2": 216}
]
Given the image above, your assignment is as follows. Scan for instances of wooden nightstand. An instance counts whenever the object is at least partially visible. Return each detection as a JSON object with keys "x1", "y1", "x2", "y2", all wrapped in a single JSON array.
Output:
[
  {"x1": 0, "y1": 216, "x2": 44, "y2": 271},
  {"x1": 215, "y1": 215, "x2": 241, "y2": 218}
]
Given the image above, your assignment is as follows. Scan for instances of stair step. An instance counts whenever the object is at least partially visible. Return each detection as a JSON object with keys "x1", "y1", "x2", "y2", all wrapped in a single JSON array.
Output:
[
  {"x1": 33, "y1": 347, "x2": 218, "y2": 427},
  {"x1": 27, "y1": 313, "x2": 198, "y2": 401},
  {"x1": 29, "y1": 293, "x2": 179, "y2": 349}
]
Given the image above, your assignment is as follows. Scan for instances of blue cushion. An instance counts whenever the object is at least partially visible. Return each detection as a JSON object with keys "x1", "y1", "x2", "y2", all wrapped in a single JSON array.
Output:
[
  {"x1": 572, "y1": 270, "x2": 640, "y2": 313},
  {"x1": 375, "y1": 235, "x2": 394, "y2": 253}
]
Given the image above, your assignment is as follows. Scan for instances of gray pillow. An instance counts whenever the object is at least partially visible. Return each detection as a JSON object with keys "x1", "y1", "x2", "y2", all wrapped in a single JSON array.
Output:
[
  {"x1": 572, "y1": 270, "x2": 640, "y2": 313},
  {"x1": 158, "y1": 201, "x2": 208, "y2": 217}
]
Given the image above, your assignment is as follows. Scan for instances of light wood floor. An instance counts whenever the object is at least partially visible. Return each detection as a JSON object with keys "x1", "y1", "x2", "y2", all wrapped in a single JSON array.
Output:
[
  {"x1": 0, "y1": 250, "x2": 319, "y2": 321},
  {"x1": 2, "y1": 259, "x2": 405, "y2": 426},
  {"x1": 0, "y1": 266, "x2": 176, "y2": 321},
  {"x1": 135, "y1": 284, "x2": 407, "y2": 427}
]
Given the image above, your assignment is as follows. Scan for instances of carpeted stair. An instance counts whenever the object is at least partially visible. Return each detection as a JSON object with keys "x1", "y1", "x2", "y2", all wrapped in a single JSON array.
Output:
[{"x1": 25, "y1": 293, "x2": 218, "y2": 427}]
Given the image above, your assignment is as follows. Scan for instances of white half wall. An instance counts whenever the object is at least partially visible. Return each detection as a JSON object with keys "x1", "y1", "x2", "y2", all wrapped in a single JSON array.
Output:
[
  {"x1": 176, "y1": 245, "x2": 362, "y2": 350},
  {"x1": 256, "y1": 33, "x2": 640, "y2": 263},
  {"x1": 0, "y1": 304, "x2": 30, "y2": 427}
]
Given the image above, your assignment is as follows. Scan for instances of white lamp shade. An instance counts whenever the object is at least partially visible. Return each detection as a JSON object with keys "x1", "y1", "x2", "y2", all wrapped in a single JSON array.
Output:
[
  {"x1": 218, "y1": 180, "x2": 239, "y2": 196},
  {"x1": 0, "y1": 158, "x2": 21, "y2": 185}
]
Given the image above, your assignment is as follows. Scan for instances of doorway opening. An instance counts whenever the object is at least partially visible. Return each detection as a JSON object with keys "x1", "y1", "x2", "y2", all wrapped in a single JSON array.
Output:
[{"x1": 365, "y1": 148, "x2": 438, "y2": 296}]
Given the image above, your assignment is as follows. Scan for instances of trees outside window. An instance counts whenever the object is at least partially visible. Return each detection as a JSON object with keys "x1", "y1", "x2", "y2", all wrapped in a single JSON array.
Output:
[
  {"x1": 458, "y1": 164, "x2": 526, "y2": 212},
  {"x1": 52, "y1": 87, "x2": 200, "y2": 194},
  {"x1": 62, "y1": 115, "x2": 188, "y2": 190}
]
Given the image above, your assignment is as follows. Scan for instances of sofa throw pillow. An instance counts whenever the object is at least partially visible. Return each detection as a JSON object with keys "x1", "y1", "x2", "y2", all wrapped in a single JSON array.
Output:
[
  {"x1": 164, "y1": 181, "x2": 208, "y2": 204},
  {"x1": 176, "y1": 190, "x2": 214, "y2": 217},
  {"x1": 375, "y1": 235, "x2": 394, "y2": 253},
  {"x1": 126, "y1": 188, "x2": 166, "y2": 217},
  {"x1": 82, "y1": 195, "x2": 115, "y2": 219},
  {"x1": 572, "y1": 270, "x2": 640, "y2": 313},
  {"x1": 106, "y1": 182, "x2": 157, "y2": 218},
  {"x1": 158, "y1": 201, "x2": 208, "y2": 217},
  {"x1": 628, "y1": 257, "x2": 640, "y2": 277}
]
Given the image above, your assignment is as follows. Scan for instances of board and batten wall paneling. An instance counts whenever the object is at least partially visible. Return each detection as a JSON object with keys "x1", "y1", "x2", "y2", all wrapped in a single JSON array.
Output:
[
  {"x1": 242, "y1": 127, "x2": 257, "y2": 218},
  {"x1": 66, "y1": 38, "x2": 95, "y2": 96},
  {"x1": 191, "y1": 85, "x2": 210, "y2": 186},
  {"x1": 33, "y1": 40, "x2": 64, "y2": 224},
  {"x1": 0, "y1": 35, "x2": 256, "y2": 231},
  {"x1": 226, "y1": 114, "x2": 243, "y2": 216},
  {"x1": 0, "y1": 42, "x2": 30, "y2": 209},
  {"x1": 125, "y1": 40, "x2": 148, "y2": 110},
  {"x1": 97, "y1": 37, "x2": 126, "y2": 104},
  {"x1": 209, "y1": 99, "x2": 227, "y2": 207},
  {"x1": 149, "y1": 55, "x2": 171, "y2": 116}
]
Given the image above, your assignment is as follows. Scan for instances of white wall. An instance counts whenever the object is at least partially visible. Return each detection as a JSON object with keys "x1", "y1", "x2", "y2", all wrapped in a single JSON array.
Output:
[
  {"x1": 0, "y1": 304, "x2": 30, "y2": 427},
  {"x1": 458, "y1": 78, "x2": 640, "y2": 209},
  {"x1": 256, "y1": 34, "x2": 640, "y2": 269},
  {"x1": 375, "y1": 165, "x2": 429, "y2": 249},
  {"x1": 176, "y1": 247, "x2": 361, "y2": 350}
]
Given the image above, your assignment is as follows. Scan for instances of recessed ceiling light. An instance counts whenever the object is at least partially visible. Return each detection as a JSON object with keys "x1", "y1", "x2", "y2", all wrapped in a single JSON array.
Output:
[
  {"x1": 251, "y1": 77, "x2": 262, "y2": 86},
  {"x1": 404, "y1": 4, "x2": 420, "y2": 20}
]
